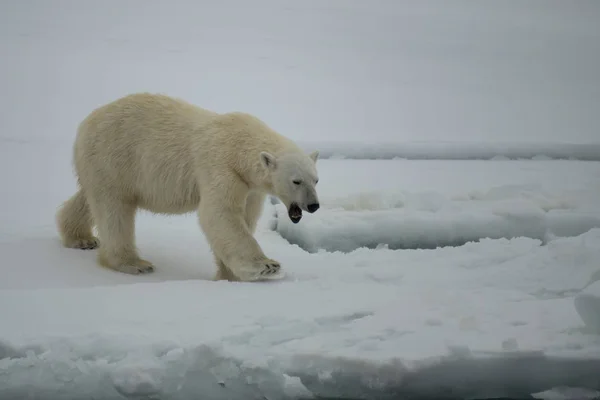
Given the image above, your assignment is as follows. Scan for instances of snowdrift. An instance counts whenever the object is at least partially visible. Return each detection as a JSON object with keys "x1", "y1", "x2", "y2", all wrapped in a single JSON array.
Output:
[{"x1": 272, "y1": 186, "x2": 600, "y2": 253}]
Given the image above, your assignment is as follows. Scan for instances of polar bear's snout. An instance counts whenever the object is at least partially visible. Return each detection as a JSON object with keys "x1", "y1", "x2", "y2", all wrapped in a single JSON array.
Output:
[{"x1": 297, "y1": 188, "x2": 320, "y2": 215}]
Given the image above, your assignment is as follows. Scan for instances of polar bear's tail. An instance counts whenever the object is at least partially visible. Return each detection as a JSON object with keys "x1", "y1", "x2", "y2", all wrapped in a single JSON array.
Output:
[{"x1": 56, "y1": 189, "x2": 96, "y2": 249}]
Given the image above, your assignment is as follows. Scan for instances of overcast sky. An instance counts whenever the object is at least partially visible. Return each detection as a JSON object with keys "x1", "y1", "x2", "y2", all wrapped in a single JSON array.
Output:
[{"x1": 1, "y1": 0, "x2": 599, "y2": 144}]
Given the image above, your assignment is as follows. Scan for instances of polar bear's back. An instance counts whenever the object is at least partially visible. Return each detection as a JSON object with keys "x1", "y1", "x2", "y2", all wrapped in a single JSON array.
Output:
[
  {"x1": 76, "y1": 92, "x2": 217, "y2": 145},
  {"x1": 73, "y1": 93, "x2": 218, "y2": 214}
]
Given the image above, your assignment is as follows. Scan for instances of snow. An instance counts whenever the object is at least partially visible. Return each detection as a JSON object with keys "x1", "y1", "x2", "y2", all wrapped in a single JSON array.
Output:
[
  {"x1": 2, "y1": 0, "x2": 600, "y2": 399},
  {"x1": 275, "y1": 159, "x2": 600, "y2": 253},
  {"x1": 1, "y1": 231, "x2": 600, "y2": 398},
  {"x1": 2, "y1": 151, "x2": 600, "y2": 399},
  {"x1": 574, "y1": 280, "x2": 600, "y2": 336},
  {"x1": 297, "y1": 141, "x2": 600, "y2": 161}
]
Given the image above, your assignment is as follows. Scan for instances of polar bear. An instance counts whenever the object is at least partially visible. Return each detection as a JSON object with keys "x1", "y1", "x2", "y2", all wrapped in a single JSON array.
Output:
[{"x1": 56, "y1": 93, "x2": 320, "y2": 282}]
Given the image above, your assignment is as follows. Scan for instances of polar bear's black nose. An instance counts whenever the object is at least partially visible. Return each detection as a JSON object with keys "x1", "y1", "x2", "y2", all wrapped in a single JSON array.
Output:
[{"x1": 307, "y1": 203, "x2": 320, "y2": 213}]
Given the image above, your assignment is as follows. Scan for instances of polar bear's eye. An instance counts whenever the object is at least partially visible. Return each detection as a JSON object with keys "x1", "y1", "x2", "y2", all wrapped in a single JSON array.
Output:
[
  {"x1": 315, "y1": 179, "x2": 319, "y2": 184},
  {"x1": 293, "y1": 180, "x2": 301, "y2": 185}
]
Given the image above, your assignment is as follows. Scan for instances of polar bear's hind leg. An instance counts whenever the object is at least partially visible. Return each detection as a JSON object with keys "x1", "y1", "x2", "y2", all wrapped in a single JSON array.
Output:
[
  {"x1": 88, "y1": 194, "x2": 155, "y2": 275},
  {"x1": 56, "y1": 189, "x2": 99, "y2": 250}
]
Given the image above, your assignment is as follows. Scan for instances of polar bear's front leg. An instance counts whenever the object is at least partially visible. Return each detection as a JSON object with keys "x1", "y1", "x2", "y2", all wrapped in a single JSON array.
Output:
[
  {"x1": 198, "y1": 197, "x2": 282, "y2": 282},
  {"x1": 214, "y1": 257, "x2": 240, "y2": 282},
  {"x1": 244, "y1": 191, "x2": 267, "y2": 234}
]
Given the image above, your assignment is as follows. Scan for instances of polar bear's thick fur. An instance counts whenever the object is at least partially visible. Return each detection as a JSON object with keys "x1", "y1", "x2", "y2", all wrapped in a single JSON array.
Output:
[{"x1": 56, "y1": 93, "x2": 320, "y2": 282}]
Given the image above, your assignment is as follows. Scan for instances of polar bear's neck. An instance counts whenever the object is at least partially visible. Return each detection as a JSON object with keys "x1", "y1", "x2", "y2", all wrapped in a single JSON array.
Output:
[
  {"x1": 207, "y1": 111, "x2": 304, "y2": 194},
  {"x1": 235, "y1": 140, "x2": 302, "y2": 194},
  {"x1": 235, "y1": 140, "x2": 296, "y2": 192}
]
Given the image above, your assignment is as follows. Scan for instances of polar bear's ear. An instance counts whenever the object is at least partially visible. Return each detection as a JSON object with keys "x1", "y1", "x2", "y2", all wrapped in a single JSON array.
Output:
[
  {"x1": 260, "y1": 151, "x2": 277, "y2": 171},
  {"x1": 309, "y1": 150, "x2": 319, "y2": 163}
]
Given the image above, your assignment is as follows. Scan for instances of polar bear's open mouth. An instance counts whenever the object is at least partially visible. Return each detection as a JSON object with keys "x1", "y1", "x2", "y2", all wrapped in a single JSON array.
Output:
[{"x1": 288, "y1": 203, "x2": 302, "y2": 224}]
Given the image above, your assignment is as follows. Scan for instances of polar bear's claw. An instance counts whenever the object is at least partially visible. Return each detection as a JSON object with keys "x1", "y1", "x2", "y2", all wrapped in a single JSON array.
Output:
[
  {"x1": 116, "y1": 262, "x2": 155, "y2": 275},
  {"x1": 66, "y1": 237, "x2": 99, "y2": 250},
  {"x1": 261, "y1": 269, "x2": 285, "y2": 280},
  {"x1": 261, "y1": 265, "x2": 277, "y2": 275},
  {"x1": 233, "y1": 260, "x2": 285, "y2": 281},
  {"x1": 100, "y1": 256, "x2": 155, "y2": 275},
  {"x1": 137, "y1": 264, "x2": 155, "y2": 274},
  {"x1": 257, "y1": 261, "x2": 285, "y2": 280}
]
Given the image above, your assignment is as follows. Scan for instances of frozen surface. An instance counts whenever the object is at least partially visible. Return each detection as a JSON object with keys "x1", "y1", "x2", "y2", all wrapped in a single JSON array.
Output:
[
  {"x1": 274, "y1": 160, "x2": 600, "y2": 253},
  {"x1": 2, "y1": 0, "x2": 600, "y2": 398},
  {"x1": 2, "y1": 139, "x2": 600, "y2": 398},
  {"x1": 2, "y1": 227, "x2": 600, "y2": 399},
  {"x1": 574, "y1": 279, "x2": 600, "y2": 337},
  {"x1": 298, "y1": 141, "x2": 600, "y2": 161}
]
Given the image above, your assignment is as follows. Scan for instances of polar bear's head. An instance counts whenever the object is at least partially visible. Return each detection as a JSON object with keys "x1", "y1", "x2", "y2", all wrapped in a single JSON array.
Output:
[{"x1": 260, "y1": 150, "x2": 320, "y2": 224}]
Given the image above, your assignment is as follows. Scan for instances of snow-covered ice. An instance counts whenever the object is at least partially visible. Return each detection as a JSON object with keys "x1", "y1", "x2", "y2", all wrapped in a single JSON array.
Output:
[
  {"x1": 2, "y1": 148, "x2": 600, "y2": 398},
  {"x1": 274, "y1": 160, "x2": 600, "y2": 253},
  {"x1": 2, "y1": 0, "x2": 600, "y2": 399},
  {"x1": 297, "y1": 141, "x2": 600, "y2": 161}
]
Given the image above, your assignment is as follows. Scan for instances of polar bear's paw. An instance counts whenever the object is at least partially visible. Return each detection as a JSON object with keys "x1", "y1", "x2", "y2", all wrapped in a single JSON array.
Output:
[
  {"x1": 115, "y1": 259, "x2": 155, "y2": 275},
  {"x1": 258, "y1": 260, "x2": 285, "y2": 280},
  {"x1": 65, "y1": 237, "x2": 99, "y2": 250},
  {"x1": 234, "y1": 259, "x2": 285, "y2": 282},
  {"x1": 99, "y1": 255, "x2": 155, "y2": 275}
]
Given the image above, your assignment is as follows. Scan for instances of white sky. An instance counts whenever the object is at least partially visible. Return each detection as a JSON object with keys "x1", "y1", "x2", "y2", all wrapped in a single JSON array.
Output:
[{"x1": 1, "y1": 0, "x2": 599, "y2": 144}]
